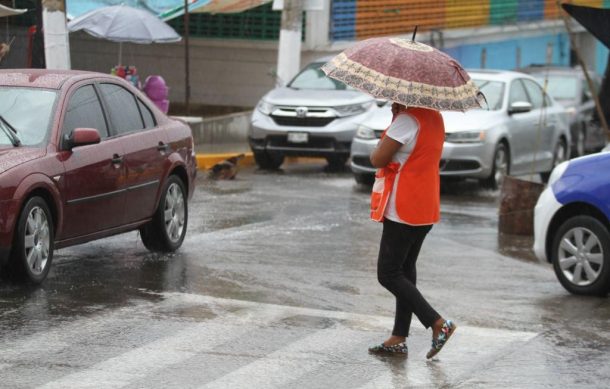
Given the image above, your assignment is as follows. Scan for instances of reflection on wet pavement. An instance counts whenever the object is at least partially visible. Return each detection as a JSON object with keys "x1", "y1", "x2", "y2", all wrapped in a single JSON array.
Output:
[{"x1": 0, "y1": 163, "x2": 608, "y2": 388}]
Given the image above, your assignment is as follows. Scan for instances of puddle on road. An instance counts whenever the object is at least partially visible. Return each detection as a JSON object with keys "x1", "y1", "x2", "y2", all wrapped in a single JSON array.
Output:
[{"x1": 197, "y1": 214, "x2": 273, "y2": 233}]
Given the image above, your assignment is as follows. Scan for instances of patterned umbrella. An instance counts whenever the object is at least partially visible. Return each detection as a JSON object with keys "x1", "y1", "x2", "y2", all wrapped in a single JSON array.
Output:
[{"x1": 322, "y1": 37, "x2": 485, "y2": 112}]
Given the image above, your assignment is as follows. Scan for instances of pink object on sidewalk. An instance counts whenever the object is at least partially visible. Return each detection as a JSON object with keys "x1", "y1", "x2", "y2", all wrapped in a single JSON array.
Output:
[{"x1": 143, "y1": 75, "x2": 170, "y2": 113}]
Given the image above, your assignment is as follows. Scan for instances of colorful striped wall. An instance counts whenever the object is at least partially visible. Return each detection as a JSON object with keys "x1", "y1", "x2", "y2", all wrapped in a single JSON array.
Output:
[{"x1": 331, "y1": 0, "x2": 608, "y2": 41}]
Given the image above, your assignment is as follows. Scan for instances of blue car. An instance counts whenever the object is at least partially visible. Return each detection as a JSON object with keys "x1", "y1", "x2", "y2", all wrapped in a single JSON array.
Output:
[{"x1": 534, "y1": 148, "x2": 610, "y2": 295}]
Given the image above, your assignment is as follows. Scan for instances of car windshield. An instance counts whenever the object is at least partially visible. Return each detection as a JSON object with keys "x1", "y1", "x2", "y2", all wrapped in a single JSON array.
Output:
[
  {"x1": 532, "y1": 75, "x2": 578, "y2": 101},
  {"x1": 288, "y1": 62, "x2": 352, "y2": 90},
  {"x1": 472, "y1": 79, "x2": 504, "y2": 110},
  {"x1": 0, "y1": 87, "x2": 58, "y2": 146}
]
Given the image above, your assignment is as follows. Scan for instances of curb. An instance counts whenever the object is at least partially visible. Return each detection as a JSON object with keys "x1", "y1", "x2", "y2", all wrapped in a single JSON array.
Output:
[
  {"x1": 195, "y1": 153, "x2": 325, "y2": 170},
  {"x1": 196, "y1": 152, "x2": 255, "y2": 170}
]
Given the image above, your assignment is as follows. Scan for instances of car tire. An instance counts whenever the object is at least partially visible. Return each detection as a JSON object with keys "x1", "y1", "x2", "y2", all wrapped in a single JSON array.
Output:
[
  {"x1": 574, "y1": 127, "x2": 586, "y2": 157},
  {"x1": 326, "y1": 156, "x2": 348, "y2": 171},
  {"x1": 551, "y1": 215, "x2": 610, "y2": 296},
  {"x1": 354, "y1": 172, "x2": 374, "y2": 186},
  {"x1": 7, "y1": 196, "x2": 54, "y2": 284},
  {"x1": 140, "y1": 175, "x2": 188, "y2": 253},
  {"x1": 541, "y1": 139, "x2": 568, "y2": 183},
  {"x1": 482, "y1": 142, "x2": 509, "y2": 190},
  {"x1": 253, "y1": 151, "x2": 284, "y2": 170}
]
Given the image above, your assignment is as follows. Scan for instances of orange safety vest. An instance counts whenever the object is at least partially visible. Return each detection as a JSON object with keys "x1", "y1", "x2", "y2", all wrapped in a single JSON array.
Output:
[{"x1": 370, "y1": 107, "x2": 445, "y2": 225}]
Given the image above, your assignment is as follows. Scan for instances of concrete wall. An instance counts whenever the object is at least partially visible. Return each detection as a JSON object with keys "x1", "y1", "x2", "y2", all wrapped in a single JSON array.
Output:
[{"x1": 176, "y1": 111, "x2": 252, "y2": 144}]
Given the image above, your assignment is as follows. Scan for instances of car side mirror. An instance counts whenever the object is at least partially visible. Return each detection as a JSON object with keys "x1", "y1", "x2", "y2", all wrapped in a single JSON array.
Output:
[
  {"x1": 66, "y1": 128, "x2": 101, "y2": 149},
  {"x1": 508, "y1": 101, "x2": 533, "y2": 115}
]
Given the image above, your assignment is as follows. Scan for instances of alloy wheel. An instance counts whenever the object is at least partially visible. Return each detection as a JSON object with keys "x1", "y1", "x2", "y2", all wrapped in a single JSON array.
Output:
[
  {"x1": 24, "y1": 206, "x2": 50, "y2": 276},
  {"x1": 494, "y1": 147, "x2": 508, "y2": 188},
  {"x1": 576, "y1": 130, "x2": 585, "y2": 157},
  {"x1": 558, "y1": 227, "x2": 604, "y2": 286},
  {"x1": 554, "y1": 141, "x2": 567, "y2": 167},
  {"x1": 164, "y1": 183, "x2": 185, "y2": 243}
]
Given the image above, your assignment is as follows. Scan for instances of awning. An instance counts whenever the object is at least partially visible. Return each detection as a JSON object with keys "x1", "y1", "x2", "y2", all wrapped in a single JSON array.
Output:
[
  {"x1": 66, "y1": 0, "x2": 272, "y2": 21},
  {"x1": 0, "y1": 4, "x2": 27, "y2": 18}
]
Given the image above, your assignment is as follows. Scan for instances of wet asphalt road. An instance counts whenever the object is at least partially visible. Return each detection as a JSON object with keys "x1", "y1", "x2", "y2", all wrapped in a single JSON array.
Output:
[{"x1": 1, "y1": 161, "x2": 609, "y2": 388}]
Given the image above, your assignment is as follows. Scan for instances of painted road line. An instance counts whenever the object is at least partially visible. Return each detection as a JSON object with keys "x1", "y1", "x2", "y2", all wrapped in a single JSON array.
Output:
[
  {"x1": 37, "y1": 304, "x2": 288, "y2": 389},
  {"x1": 199, "y1": 326, "x2": 364, "y2": 389}
]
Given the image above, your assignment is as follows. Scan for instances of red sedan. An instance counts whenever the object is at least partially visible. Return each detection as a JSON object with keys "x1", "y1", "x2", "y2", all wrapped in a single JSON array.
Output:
[{"x1": 0, "y1": 70, "x2": 197, "y2": 283}]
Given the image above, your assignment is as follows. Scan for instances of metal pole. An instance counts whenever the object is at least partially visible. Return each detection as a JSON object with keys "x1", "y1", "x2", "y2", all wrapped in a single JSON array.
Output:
[
  {"x1": 184, "y1": 0, "x2": 190, "y2": 115},
  {"x1": 558, "y1": 0, "x2": 609, "y2": 139}
]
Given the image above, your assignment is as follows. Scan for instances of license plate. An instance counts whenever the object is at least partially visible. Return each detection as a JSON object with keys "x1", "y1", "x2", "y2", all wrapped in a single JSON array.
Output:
[{"x1": 287, "y1": 132, "x2": 309, "y2": 143}]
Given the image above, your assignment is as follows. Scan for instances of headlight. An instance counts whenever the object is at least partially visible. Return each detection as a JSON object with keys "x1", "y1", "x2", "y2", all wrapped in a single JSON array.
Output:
[
  {"x1": 334, "y1": 102, "x2": 373, "y2": 117},
  {"x1": 256, "y1": 100, "x2": 274, "y2": 115},
  {"x1": 355, "y1": 125, "x2": 376, "y2": 140},
  {"x1": 548, "y1": 160, "x2": 569, "y2": 186},
  {"x1": 445, "y1": 131, "x2": 485, "y2": 143}
]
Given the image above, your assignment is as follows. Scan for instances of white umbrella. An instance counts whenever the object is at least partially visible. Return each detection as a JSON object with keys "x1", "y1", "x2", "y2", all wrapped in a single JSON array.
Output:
[{"x1": 67, "y1": 4, "x2": 181, "y2": 64}]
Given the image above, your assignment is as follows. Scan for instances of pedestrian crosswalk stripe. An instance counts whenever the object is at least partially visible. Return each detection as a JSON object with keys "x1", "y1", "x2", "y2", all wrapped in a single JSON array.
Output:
[
  {"x1": 12, "y1": 292, "x2": 539, "y2": 389},
  {"x1": 37, "y1": 304, "x2": 288, "y2": 389},
  {"x1": 199, "y1": 327, "x2": 362, "y2": 389}
]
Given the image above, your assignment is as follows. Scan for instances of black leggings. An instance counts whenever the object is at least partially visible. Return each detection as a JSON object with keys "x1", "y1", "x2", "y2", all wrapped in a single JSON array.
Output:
[{"x1": 377, "y1": 219, "x2": 441, "y2": 337}]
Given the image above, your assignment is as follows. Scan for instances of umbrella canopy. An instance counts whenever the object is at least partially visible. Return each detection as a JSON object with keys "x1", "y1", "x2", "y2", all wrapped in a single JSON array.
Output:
[
  {"x1": 67, "y1": 5, "x2": 181, "y2": 44},
  {"x1": 0, "y1": 4, "x2": 26, "y2": 18},
  {"x1": 322, "y1": 37, "x2": 485, "y2": 112},
  {"x1": 562, "y1": 3, "x2": 610, "y2": 50}
]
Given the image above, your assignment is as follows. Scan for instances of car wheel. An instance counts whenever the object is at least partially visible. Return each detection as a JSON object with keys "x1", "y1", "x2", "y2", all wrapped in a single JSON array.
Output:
[
  {"x1": 326, "y1": 156, "x2": 348, "y2": 171},
  {"x1": 574, "y1": 127, "x2": 586, "y2": 157},
  {"x1": 354, "y1": 172, "x2": 374, "y2": 186},
  {"x1": 253, "y1": 151, "x2": 284, "y2": 170},
  {"x1": 8, "y1": 197, "x2": 54, "y2": 283},
  {"x1": 551, "y1": 215, "x2": 610, "y2": 295},
  {"x1": 541, "y1": 139, "x2": 567, "y2": 183},
  {"x1": 482, "y1": 142, "x2": 509, "y2": 190},
  {"x1": 140, "y1": 175, "x2": 188, "y2": 252}
]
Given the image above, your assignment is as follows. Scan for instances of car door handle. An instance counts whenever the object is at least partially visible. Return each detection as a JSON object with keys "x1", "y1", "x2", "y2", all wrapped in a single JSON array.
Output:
[
  {"x1": 111, "y1": 154, "x2": 123, "y2": 164},
  {"x1": 157, "y1": 142, "x2": 170, "y2": 152}
]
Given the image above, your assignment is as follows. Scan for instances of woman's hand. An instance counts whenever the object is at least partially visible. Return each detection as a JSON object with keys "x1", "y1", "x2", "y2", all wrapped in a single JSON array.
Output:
[{"x1": 370, "y1": 136, "x2": 402, "y2": 168}]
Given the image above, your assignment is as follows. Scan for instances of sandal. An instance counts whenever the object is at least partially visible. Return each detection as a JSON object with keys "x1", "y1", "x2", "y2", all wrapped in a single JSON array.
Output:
[
  {"x1": 426, "y1": 320, "x2": 457, "y2": 359},
  {"x1": 368, "y1": 342, "x2": 408, "y2": 356}
]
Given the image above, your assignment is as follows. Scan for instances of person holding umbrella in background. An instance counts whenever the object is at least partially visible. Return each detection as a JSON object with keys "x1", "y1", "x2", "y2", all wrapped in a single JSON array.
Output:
[{"x1": 323, "y1": 32, "x2": 485, "y2": 359}]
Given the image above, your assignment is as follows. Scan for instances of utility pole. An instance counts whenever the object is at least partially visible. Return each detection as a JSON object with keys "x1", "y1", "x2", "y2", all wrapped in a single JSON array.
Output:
[
  {"x1": 42, "y1": 0, "x2": 70, "y2": 69},
  {"x1": 183, "y1": 0, "x2": 191, "y2": 115},
  {"x1": 276, "y1": 0, "x2": 303, "y2": 87}
]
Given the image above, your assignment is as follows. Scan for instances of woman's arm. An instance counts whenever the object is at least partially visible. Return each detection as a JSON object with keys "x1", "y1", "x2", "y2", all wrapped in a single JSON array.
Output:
[{"x1": 370, "y1": 136, "x2": 403, "y2": 168}]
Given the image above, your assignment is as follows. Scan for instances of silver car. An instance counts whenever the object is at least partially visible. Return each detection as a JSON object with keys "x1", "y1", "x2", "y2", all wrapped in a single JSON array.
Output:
[
  {"x1": 351, "y1": 70, "x2": 571, "y2": 188},
  {"x1": 249, "y1": 58, "x2": 378, "y2": 169}
]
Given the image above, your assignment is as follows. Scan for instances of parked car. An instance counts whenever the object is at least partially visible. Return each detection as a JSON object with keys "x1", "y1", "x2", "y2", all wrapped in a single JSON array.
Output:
[
  {"x1": 520, "y1": 65, "x2": 606, "y2": 156},
  {"x1": 350, "y1": 70, "x2": 571, "y2": 188},
  {"x1": 0, "y1": 69, "x2": 197, "y2": 283},
  {"x1": 533, "y1": 151, "x2": 610, "y2": 295},
  {"x1": 249, "y1": 58, "x2": 379, "y2": 170}
]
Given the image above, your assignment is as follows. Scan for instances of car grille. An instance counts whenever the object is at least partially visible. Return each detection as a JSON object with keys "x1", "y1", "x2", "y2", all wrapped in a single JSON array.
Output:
[
  {"x1": 267, "y1": 135, "x2": 336, "y2": 149},
  {"x1": 374, "y1": 130, "x2": 384, "y2": 138},
  {"x1": 271, "y1": 116, "x2": 335, "y2": 127},
  {"x1": 440, "y1": 159, "x2": 481, "y2": 171},
  {"x1": 352, "y1": 156, "x2": 374, "y2": 168}
]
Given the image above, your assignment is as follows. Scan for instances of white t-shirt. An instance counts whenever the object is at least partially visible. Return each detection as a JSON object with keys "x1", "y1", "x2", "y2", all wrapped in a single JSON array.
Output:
[{"x1": 383, "y1": 113, "x2": 420, "y2": 224}]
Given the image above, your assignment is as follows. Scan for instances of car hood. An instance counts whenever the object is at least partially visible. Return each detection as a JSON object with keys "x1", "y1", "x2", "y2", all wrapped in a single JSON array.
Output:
[
  {"x1": 0, "y1": 147, "x2": 46, "y2": 175},
  {"x1": 442, "y1": 110, "x2": 505, "y2": 133},
  {"x1": 262, "y1": 87, "x2": 373, "y2": 107},
  {"x1": 359, "y1": 105, "x2": 392, "y2": 130}
]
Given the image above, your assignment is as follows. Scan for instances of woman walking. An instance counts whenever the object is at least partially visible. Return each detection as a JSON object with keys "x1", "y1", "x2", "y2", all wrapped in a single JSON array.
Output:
[
  {"x1": 367, "y1": 102, "x2": 455, "y2": 359},
  {"x1": 321, "y1": 35, "x2": 485, "y2": 358}
]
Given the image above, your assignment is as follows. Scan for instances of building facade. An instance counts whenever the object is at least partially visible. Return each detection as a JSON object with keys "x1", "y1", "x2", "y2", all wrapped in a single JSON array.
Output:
[{"x1": 3, "y1": 0, "x2": 609, "y2": 109}]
